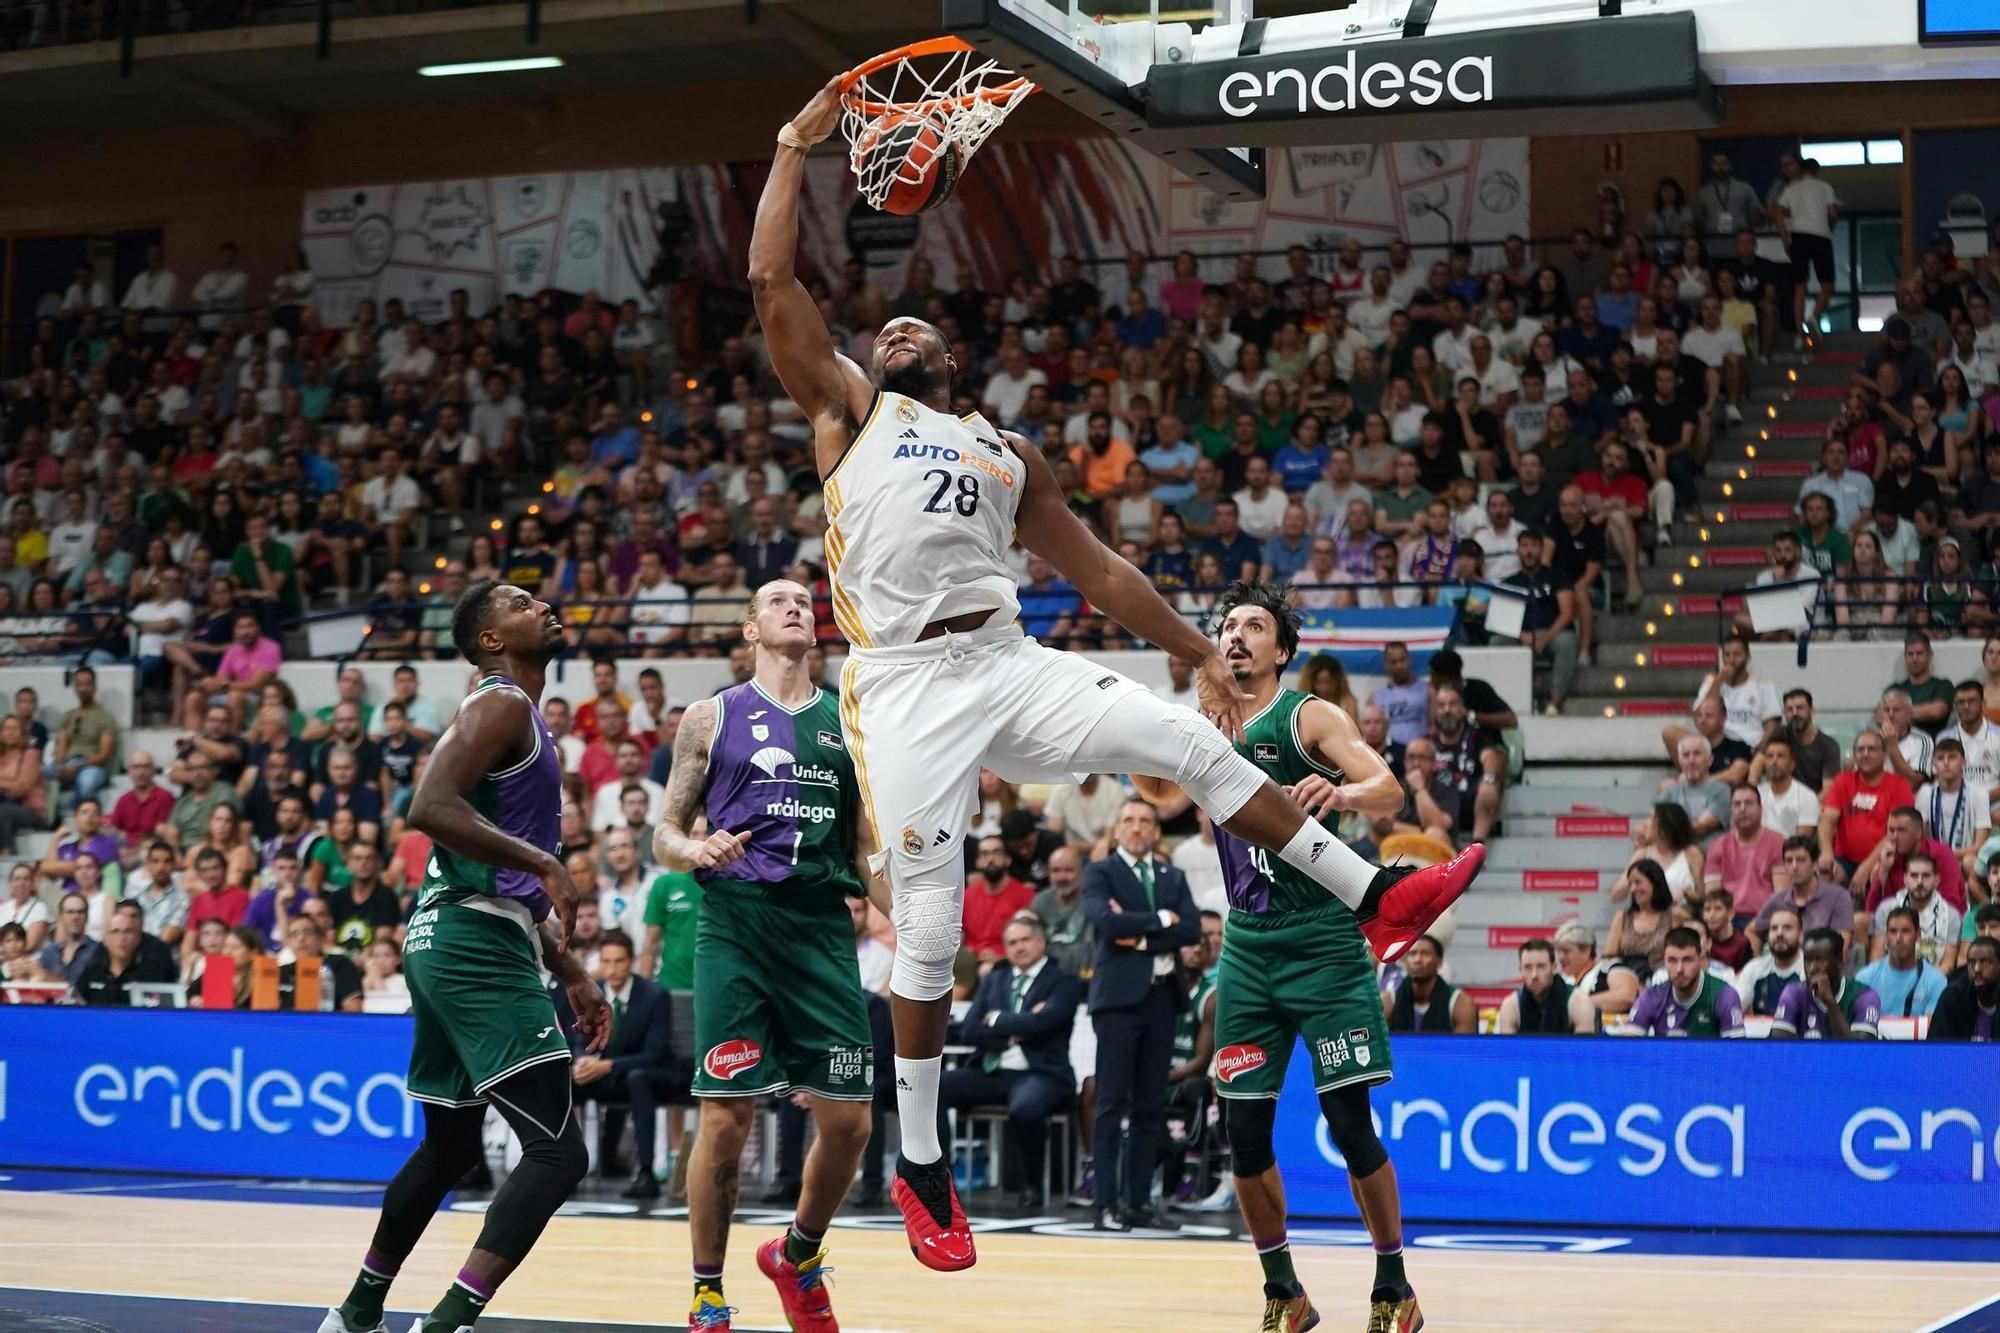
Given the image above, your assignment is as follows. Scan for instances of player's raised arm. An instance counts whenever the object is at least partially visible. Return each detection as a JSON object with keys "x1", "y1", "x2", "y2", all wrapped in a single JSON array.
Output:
[
  {"x1": 411, "y1": 688, "x2": 580, "y2": 930},
  {"x1": 652, "y1": 698, "x2": 747, "y2": 872},
  {"x1": 749, "y1": 76, "x2": 876, "y2": 451},
  {"x1": 1009, "y1": 433, "x2": 1254, "y2": 738},
  {"x1": 1290, "y1": 696, "x2": 1402, "y2": 820}
]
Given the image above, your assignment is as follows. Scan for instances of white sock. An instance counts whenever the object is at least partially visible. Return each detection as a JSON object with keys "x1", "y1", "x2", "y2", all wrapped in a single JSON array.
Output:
[
  {"x1": 1276, "y1": 819, "x2": 1376, "y2": 911},
  {"x1": 895, "y1": 1055, "x2": 944, "y2": 1164}
]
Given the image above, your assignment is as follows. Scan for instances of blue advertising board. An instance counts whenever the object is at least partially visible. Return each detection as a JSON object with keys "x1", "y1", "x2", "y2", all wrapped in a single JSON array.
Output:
[
  {"x1": 1922, "y1": 0, "x2": 2000, "y2": 42},
  {"x1": 0, "y1": 1008, "x2": 422, "y2": 1181},
  {"x1": 1271, "y1": 1035, "x2": 2000, "y2": 1234}
]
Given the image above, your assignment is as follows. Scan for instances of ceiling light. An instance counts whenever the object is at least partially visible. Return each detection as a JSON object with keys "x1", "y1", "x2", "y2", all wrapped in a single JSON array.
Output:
[{"x1": 419, "y1": 56, "x2": 564, "y2": 77}]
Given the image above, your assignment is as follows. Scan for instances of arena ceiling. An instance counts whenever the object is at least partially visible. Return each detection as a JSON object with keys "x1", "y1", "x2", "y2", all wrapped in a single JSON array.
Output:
[{"x1": 0, "y1": 0, "x2": 938, "y2": 138}]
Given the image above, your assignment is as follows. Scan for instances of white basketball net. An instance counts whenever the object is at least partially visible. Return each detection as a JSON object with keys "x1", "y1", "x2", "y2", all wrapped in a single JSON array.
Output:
[{"x1": 839, "y1": 39, "x2": 1037, "y2": 211}]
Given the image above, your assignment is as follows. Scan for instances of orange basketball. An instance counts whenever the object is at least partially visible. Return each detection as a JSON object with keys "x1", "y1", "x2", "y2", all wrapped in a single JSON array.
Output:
[{"x1": 862, "y1": 114, "x2": 963, "y2": 216}]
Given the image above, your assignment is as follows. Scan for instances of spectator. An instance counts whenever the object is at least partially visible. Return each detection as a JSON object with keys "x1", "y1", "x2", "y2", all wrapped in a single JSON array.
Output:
[
  {"x1": 1029, "y1": 844, "x2": 1093, "y2": 979},
  {"x1": 39, "y1": 797, "x2": 121, "y2": 897},
  {"x1": 275, "y1": 911, "x2": 365, "y2": 1013},
  {"x1": 359, "y1": 449, "x2": 421, "y2": 570},
  {"x1": 1703, "y1": 888, "x2": 1755, "y2": 973},
  {"x1": 2, "y1": 860, "x2": 51, "y2": 951},
  {"x1": 1658, "y1": 737, "x2": 1731, "y2": 840},
  {"x1": 938, "y1": 912, "x2": 1081, "y2": 1211},
  {"x1": 1000, "y1": 808, "x2": 1065, "y2": 894},
  {"x1": 1754, "y1": 735, "x2": 1821, "y2": 838},
  {"x1": 1769, "y1": 928, "x2": 1880, "y2": 1039},
  {"x1": 321, "y1": 841, "x2": 401, "y2": 952},
  {"x1": 1383, "y1": 933, "x2": 1474, "y2": 1032},
  {"x1": 1888, "y1": 628, "x2": 1952, "y2": 732},
  {"x1": 1670, "y1": 637, "x2": 1779, "y2": 758},
  {"x1": 1496, "y1": 527, "x2": 1576, "y2": 716},
  {"x1": 1553, "y1": 921, "x2": 1641, "y2": 1031},
  {"x1": 1428, "y1": 684, "x2": 1505, "y2": 843},
  {"x1": 185, "y1": 611, "x2": 280, "y2": 732},
  {"x1": 74, "y1": 908, "x2": 177, "y2": 1004},
  {"x1": 1702, "y1": 785, "x2": 1785, "y2": 921},
  {"x1": 1734, "y1": 902, "x2": 1808, "y2": 1017},
  {"x1": 564, "y1": 930, "x2": 683, "y2": 1199},
  {"x1": 1855, "y1": 905, "x2": 1949, "y2": 1019},
  {"x1": 1940, "y1": 679, "x2": 2000, "y2": 795},
  {"x1": 1375, "y1": 736, "x2": 1458, "y2": 846},
  {"x1": 1625, "y1": 925, "x2": 1746, "y2": 1036},
  {"x1": 1046, "y1": 774, "x2": 1128, "y2": 859},
  {"x1": 37, "y1": 892, "x2": 102, "y2": 987},
  {"x1": 1494, "y1": 937, "x2": 1574, "y2": 1034},
  {"x1": 964, "y1": 834, "x2": 1035, "y2": 968},
  {"x1": 1609, "y1": 859, "x2": 1676, "y2": 974},
  {"x1": 1819, "y1": 731, "x2": 1916, "y2": 884},
  {"x1": 1693, "y1": 153, "x2": 1765, "y2": 255},
  {"x1": 1368, "y1": 643, "x2": 1430, "y2": 747},
  {"x1": 1866, "y1": 850, "x2": 1962, "y2": 972},
  {"x1": 50, "y1": 665, "x2": 117, "y2": 810},
  {"x1": 1772, "y1": 689, "x2": 1843, "y2": 794},
  {"x1": 1750, "y1": 837, "x2": 1854, "y2": 955},
  {"x1": 1917, "y1": 738, "x2": 1988, "y2": 880},
  {"x1": 1879, "y1": 690, "x2": 1937, "y2": 789},
  {"x1": 1084, "y1": 799, "x2": 1196, "y2": 1231},
  {"x1": 1926, "y1": 935, "x2": 1998, "y2": 1040}
]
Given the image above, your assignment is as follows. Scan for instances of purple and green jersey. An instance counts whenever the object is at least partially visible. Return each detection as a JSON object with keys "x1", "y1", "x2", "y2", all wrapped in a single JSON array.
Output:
[
  {"x1": 1629, "y1": 972, "x2": 1746, "y2": 1037},
  {"x1": 420, "y1": 674, "x2": 562, "y2": 922},
  {"x1": 701, "y1": 681, "x2": 859, "y2": 900},
  {"x1": 1215, "y1": 689, "x2": 1356, "y2": 925},
  {"x1": 1771, "y1": 978, "x2": 1881, "y2": 1038}
]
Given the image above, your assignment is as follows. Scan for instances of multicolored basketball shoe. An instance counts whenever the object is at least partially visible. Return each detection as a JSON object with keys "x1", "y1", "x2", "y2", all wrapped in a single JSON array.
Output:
[
  {"x1": 1366, "y1": 1290, "x2": 1424, "y2": 1333},
  {"x1": 756, "y1": 1236, "x2": 840, "y2": 1330}
]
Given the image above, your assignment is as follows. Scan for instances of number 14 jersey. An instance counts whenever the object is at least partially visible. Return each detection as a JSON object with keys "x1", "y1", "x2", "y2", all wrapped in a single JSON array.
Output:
[{"x1": 823, "y1": 391, "x2": 1027, "y2": 649}]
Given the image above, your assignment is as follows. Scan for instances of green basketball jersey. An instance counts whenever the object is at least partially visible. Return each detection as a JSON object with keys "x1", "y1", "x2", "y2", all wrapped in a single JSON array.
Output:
[
  {"x1": 1213, "y1": 689, "x2": 1356, "y2": 922},
  {"x1": 420, "y1": 674, "x2": 564, "y2": 921},
  {"x1": 1172, "y1": 971, "x2": 1218, "y2": 1069}
]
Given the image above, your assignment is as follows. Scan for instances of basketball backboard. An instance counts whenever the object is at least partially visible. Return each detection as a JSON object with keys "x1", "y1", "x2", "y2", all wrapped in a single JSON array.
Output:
[{"x1": 945, "y1": 0, "x2": 1724, "y2": 201}]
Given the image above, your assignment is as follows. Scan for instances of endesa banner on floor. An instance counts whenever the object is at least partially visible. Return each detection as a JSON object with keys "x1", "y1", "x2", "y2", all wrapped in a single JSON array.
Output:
[
  {"x1": 0, "y1": 1008, "x2": 421, "y2": 1181},
  {"x1": 1274, "y1": 1037, "x2": 2000, "y2": 1234}
]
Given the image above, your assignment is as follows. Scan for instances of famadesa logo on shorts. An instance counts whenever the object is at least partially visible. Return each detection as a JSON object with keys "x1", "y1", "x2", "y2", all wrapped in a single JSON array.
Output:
[
  {"x1": 1216, "y1": 1043, "x2": 1267, "y2": 1083},
  {"x1": 1217, "y1": 50, "x2": 1493, "y2": 118},
  {"x1": 704, "y1": 1038, "x2": 764, "y2": 1081}
]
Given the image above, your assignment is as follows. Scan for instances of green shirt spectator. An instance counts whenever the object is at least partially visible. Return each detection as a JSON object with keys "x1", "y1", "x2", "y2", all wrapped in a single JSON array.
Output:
[
  {"x1": 232, "y1": 515, "x2": 303, "y2": 618},
  {"x1": 642, "y1": 869, "x2": 702, "y2": 988}
]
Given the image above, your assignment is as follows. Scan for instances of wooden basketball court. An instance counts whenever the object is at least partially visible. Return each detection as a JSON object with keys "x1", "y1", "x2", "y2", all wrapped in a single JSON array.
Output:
[{"x1": 1, "y1": 1190, "x2": 1995, "y2": 1332}]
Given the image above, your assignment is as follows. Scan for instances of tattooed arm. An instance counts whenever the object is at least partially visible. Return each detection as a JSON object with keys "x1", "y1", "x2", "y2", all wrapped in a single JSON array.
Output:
[{"x1": 652, "y1": 699, "x2": 749, "y2": 873}]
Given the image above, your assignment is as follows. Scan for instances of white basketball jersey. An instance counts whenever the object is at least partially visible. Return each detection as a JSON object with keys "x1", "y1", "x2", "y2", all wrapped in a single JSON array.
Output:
[{"x1": 823, "y1": 391, "x2": 1027, "y2": 648}]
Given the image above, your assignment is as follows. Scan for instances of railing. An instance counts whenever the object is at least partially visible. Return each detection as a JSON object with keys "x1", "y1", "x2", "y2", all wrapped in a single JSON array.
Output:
[{"x1": 1711, "y1": 573, "x2": 1956, "y2": 646}]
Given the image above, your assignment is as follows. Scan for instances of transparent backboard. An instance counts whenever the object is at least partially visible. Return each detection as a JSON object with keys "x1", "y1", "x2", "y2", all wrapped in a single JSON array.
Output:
[{"x1": 994, "y1": 0, "x2": 1253, "y2": 88}]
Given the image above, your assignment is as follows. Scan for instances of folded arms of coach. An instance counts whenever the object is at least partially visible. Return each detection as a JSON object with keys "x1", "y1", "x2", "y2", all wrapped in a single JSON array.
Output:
[
  {"x1": 1083, "y1": 858, "x2": 1200, "y2": 958},
  {"x1": 971, "y1": 967, "x2": 1083, "y2": 1046}
]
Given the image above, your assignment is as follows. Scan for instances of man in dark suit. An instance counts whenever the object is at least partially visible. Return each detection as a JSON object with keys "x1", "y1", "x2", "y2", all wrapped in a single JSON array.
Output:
[
  {"x1": 566, "y1": 929, "x2": 686, "y2": 1199},
  {"x1": 1085, "y1": 798, "x2": 1198, "y2": 1231},
  {"x1": 936, "y1": 912, "x2": 1082, "y2": 1208}
]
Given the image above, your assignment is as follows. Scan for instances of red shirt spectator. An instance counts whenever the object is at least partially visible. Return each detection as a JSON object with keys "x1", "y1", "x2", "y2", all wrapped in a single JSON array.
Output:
[
  {"x1": 1576, "y1": 469, "x2": 1647, "y2": 513},
  {"x1": 1859, "y1": 817, "x2": 1968, "y2": 914},
  {"x1": 1704, "y1": 820, "x2": 1785, "y2": 920},
  {"x1": 962, "y1": 838, "x2": 1035, "y2": 963},
  {"x1": 109, "y1": 765, "x2": 174, "y2": 846},
  {"x1": 1823, "y1": 756, "x2": 1914, "y2": 867},
  {"x1": 187, "y1": 882, "x2": 250, "y2": 930}
]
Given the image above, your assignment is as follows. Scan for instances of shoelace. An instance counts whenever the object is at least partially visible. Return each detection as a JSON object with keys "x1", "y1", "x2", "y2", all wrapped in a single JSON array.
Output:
[
  {"x1": 689, "y1": 1298, "x2": 738, "y2": 1330},
  {"x1": 791, "y1": 1258, "x2": 836, "y2": 1315},
  {"x1": 1259, "y1": 1296, "x2": 1294, "y2": 1332},
  {"x1": 1364, "y1": 1299, "x2": 1397, "y2": 1333}
]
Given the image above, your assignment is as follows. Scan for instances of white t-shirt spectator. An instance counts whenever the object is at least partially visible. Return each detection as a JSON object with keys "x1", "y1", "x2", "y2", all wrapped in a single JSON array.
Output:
[
  {"x1": 1757, "y1": 779, "x2": 1821, "y2": 838},
  {"x1": 62, "y1": 277, "x2": 110, "y2": 315},
  {"x1": 856, "y1": 935, "x2": 895, "y2": 994},
  {"x1": 1696, "y1": 674, "x2": 1781, "y2": 748},
  {"x1": 1797, "y1": 471, "x2": 1873, "y2": 530},
  {"x1": 1777, "y1": 176, "x2": 1838, "y2": 238},
  {"x1": 1504, "y1": 400, "x2": 1549, "y2": 454},
  {"x1": 1432, "y1": 326, "x2": 1478, "y2": 375},
  {"x1": 1222, "y1": 368, "x2": 1278, "y2": 402},
  {"x1": 384, "y1": 344, "x2": 437, "y2": 383},
  {"x1": 1682, "y1": 324, "x2": 1747, "y2": 369},
  {"x1": 1045, "y1": 779, "x2": 1130, "y2": 849},
  {"x1": 360, "y1": 474, "x2": 422, "y2": 526},
  {"x1": 47, "y1": 520, "x2": 96, "y2": 575},
  {"x1": 1470, "y1": 358, "x2": 1521, "y2": 408},
  {"x1": 590, "y1": 776, "x2": 664, "y2": 830},
  {"x1": 1232, "y1": 487, "x2": 1290, "y2": 542},
  {"x1": 1386, "y1": 266, "x2": 1426, "y2": 309},
  {"x1": 122, "y1": 268, "x2": 177, "y2": 313},
  {"x1": 1870, "y1": 891, "x2": 1962, "y2": 965},
  {"x1": 1733, "y1": 951, "x2": 1804, "y2": 1012},
  {"x1": 1062, "y1": 412, "x2": 1133, "y2": 446},
  {"x1": 982, "y1": 366, "x2": 1047, "y2": 424},
  {"x1": 129, "y1": 594, "x2": 193, "y2": 658},
  {"x1": 1940, "y1": 719, "x2": 2000, "y2": 793},
  {"x1": 1939, "y1": 348, "x2": 1999, "y2": 398},
  {"x1": 1347, "y1": 293, "x2": 1398, "y2": 346},
  {"x1": 191, "y1": 267, "x2": 249, "y2": 325},
  {"x1": 1868, "y1": 519, "x2": 1921, "y2": 573},
  {"x1": 1305, "y1": 480, "x2": 1371, "y2": 535},
  {"x1": 1311, "y1": 325, "x2": 1370, "y2": 379},
  {"x1": 1172, "y1": 834, "x2": 1227, "y2": 915},
  {"x1": 1915, "y1": 780, "x2": 1989, "y2": 852},
  {"x1": 0, "y1": 895, "x2": 50, "y2": 938},
  {"x1": 628, "y1": 578, "x2": 691, "y2": 646},
  {"x1": 1198, "y1": 328, "x2": 1244, "y2": 380}
]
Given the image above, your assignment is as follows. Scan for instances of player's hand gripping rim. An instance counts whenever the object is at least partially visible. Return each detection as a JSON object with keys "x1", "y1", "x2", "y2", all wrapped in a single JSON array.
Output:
[{"x1": 1194, "y1": 651, "x2": 1254, "y2": 743}]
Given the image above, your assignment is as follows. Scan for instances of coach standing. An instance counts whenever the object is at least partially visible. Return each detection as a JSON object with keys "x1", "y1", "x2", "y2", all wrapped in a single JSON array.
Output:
[{"x1": 1085, "y1": 799, "x2": 1198, "y2": 1231}]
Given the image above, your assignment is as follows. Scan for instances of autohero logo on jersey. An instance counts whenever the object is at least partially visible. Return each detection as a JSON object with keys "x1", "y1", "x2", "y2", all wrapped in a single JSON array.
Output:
[
  {"x1": 892, "y1": 440, "x2": 1017, "y2": 489},
  {"x1": 704, "y1": 1038, "x2": 765, "y2": 1081},
  {"x1": 1215, "y1": 48, "x2": 1493, "y2": 119}
]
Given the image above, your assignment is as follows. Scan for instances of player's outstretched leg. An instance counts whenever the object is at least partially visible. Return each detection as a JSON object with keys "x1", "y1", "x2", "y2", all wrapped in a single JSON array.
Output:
[
  {"x1": 757, "y1": 1095, "x2": 872, "y2": 1331},
  {"x1": 409, "y1": 1062, "x2": 588, "y2": 1332},
  {"x1": 321, "y1": 1103, "x2": 487, "y2": 1333}
]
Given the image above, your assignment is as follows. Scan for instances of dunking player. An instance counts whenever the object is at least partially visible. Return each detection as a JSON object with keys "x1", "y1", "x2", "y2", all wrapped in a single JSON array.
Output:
[
  {"x1": 320, "y1": 581, "x2": 607, "y2": 1333},
  {"x1": 1138, "y1": 585, "x2": 1423, "y2": 1333},
  {"x1": 654, "y1": 579, "x2": 882, "y2": 1333},
  {"x1": 752, "y1": 78, "x2": 1484, "y2": 1270}
]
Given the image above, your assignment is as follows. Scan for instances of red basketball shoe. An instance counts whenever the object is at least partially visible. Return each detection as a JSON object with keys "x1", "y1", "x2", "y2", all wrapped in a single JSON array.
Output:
[
  {"x1": 755, "y1": 1236, "x2": 839, "y2": 1331},
  {"x1": 891, "y1": 1156, "x2": 976, "y2": 1271},
  {"x1": 1356, "y1": 844, "x2": 1486, "y2": 964}
]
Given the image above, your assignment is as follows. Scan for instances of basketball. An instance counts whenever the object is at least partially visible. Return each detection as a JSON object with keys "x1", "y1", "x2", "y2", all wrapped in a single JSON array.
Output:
[{"x1": 861, "y1": 114, "x2": 963, "y2": 215}]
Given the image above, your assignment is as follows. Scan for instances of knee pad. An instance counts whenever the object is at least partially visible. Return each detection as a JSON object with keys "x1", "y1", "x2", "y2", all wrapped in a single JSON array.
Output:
[
  {"x1": 890, "y1": 868, "x2": 962, "y2": 1002},
  {"x1": 1318, "y1": 1083, "x2": 1388, "y2": 1179},
  {"x1": 1224, "y1": 1096, "x2": 1277, "y2": 1178},
  {"x1": 538, "y1": 1118, "x2": 590, "y2": 1186},
  {"x1": 1162, "y1": 705, "x2": 1266, "y2": 823}
]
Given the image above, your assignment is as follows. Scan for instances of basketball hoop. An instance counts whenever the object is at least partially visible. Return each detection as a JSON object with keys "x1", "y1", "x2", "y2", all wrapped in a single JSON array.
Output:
[{"x1": 838, "y1": 36, "x2": 1037, "y2": 212}]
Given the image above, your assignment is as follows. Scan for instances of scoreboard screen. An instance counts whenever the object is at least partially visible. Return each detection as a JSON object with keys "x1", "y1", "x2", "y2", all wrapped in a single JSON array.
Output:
[{"x1": 1921, "y1": 0, "x2": 2000, "y2": 44}]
